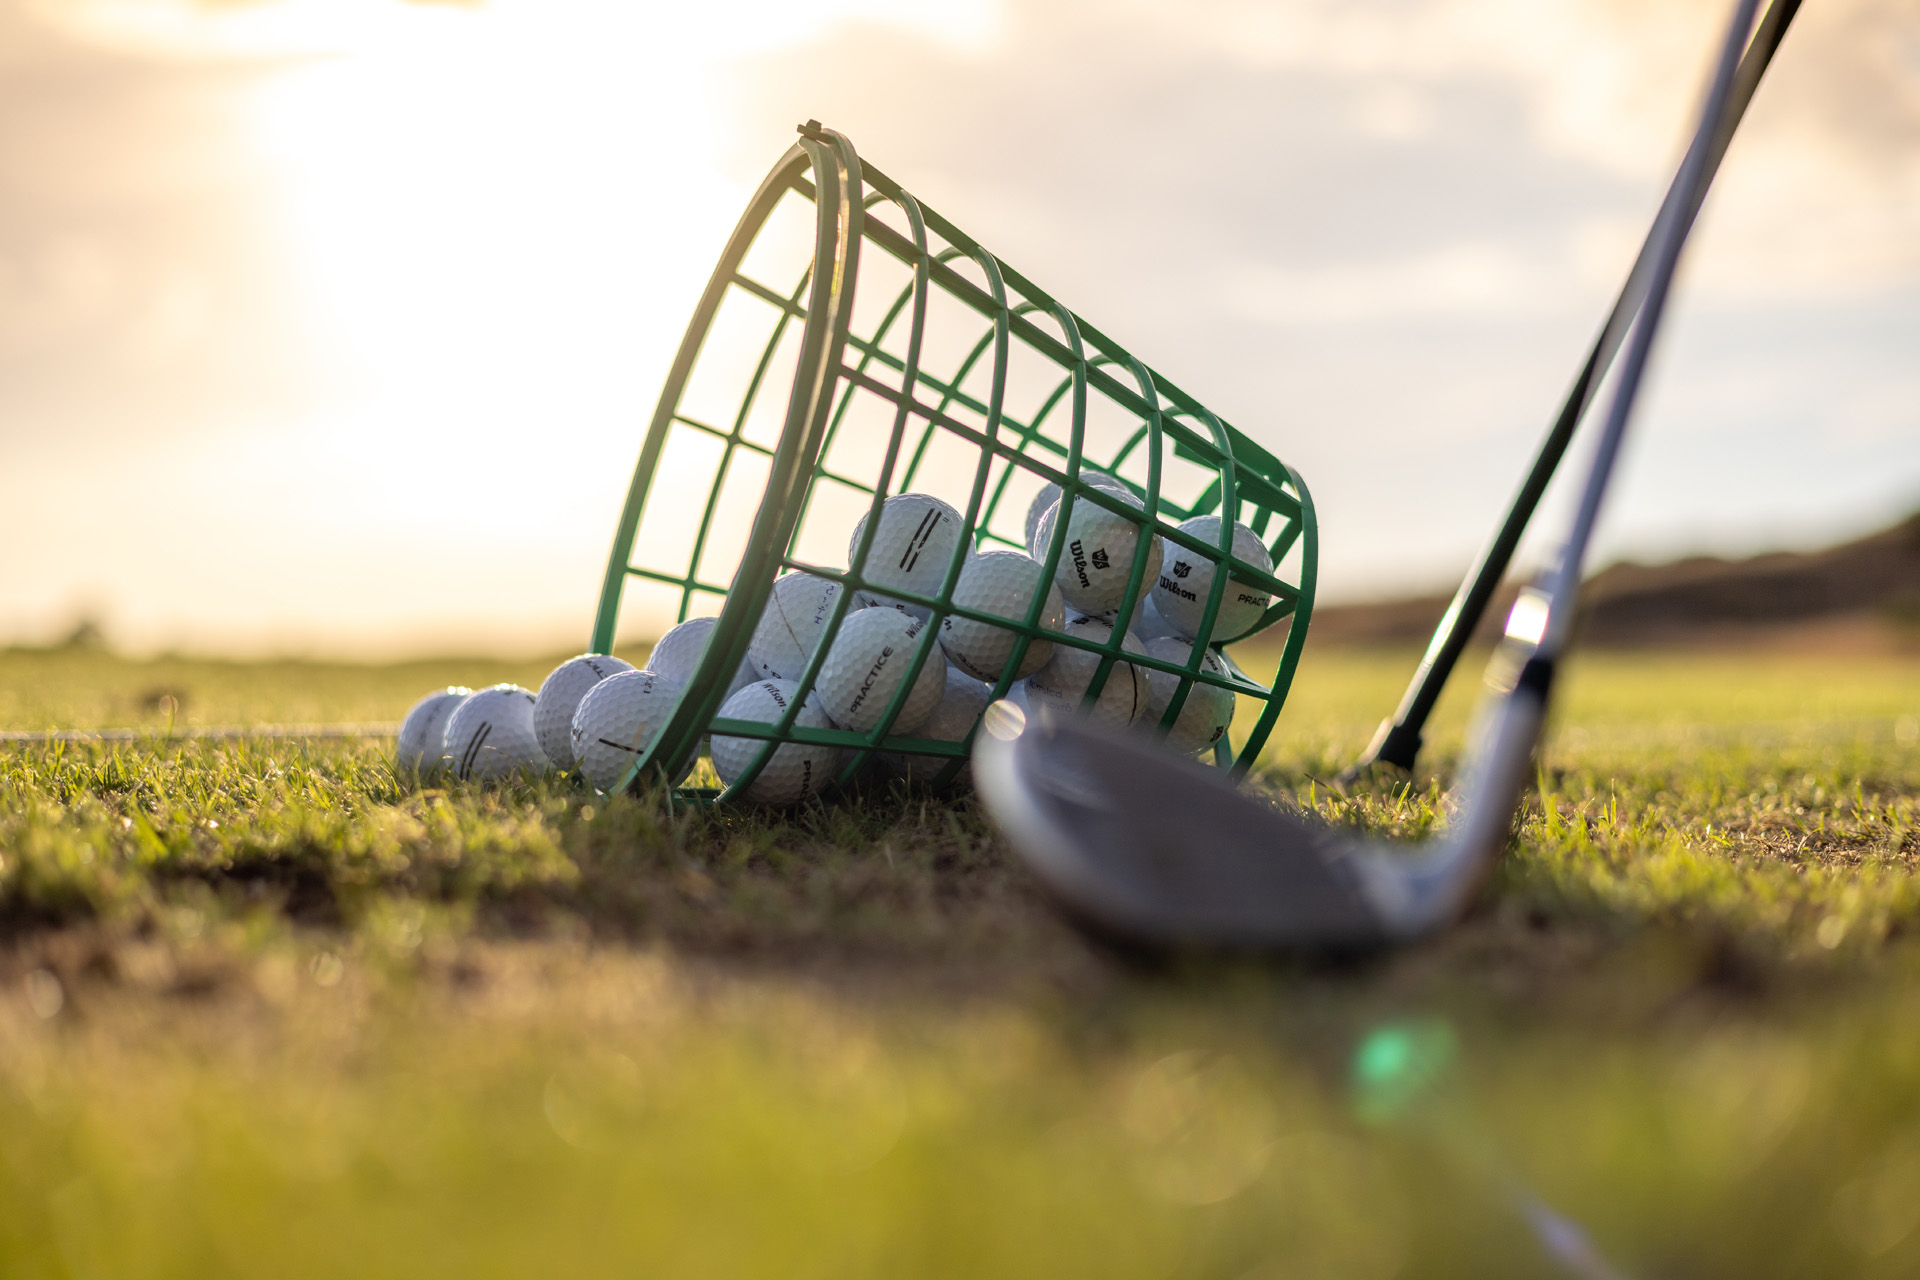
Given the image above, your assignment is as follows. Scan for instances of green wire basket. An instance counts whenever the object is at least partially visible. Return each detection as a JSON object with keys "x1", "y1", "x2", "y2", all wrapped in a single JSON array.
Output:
[{"x1": 590, "y1": 122, "x2": 1319, "y2": 802}]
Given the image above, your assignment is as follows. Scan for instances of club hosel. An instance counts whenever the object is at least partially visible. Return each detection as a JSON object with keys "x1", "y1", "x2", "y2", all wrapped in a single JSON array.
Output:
[{"x1": 1416, "y1": 652, "x2": 1554, "y2": 931}]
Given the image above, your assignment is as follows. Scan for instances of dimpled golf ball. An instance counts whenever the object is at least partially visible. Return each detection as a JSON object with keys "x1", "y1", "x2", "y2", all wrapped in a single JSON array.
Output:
[
  {"x1": 1153, "y1": 514, "x2": 1274, "y2": 643},
  {"x1": 396, "y1": 687, "x2": 470, "y2": 774},
  {"x1": 1024, "y1": 469, "x2": 1131, "y2": 556},
  {"x1": 571, "y1": 668, "x2": 691, "y2": 792},
  {"x1": 1066, "y1": 588, "x2": 1161, "y2": 646},
  {"x1": 1032, "y1": 484, "x2": 1164, "y2": 616},
  {"x1": 443, "y1": 684, "x2": 547, "y2": 783},
  {"x1": 710, "y1": 679, "x2": 840, "y2": 805},
  {"x1": 1022, "y1": 613, "x2": 1149, "y2": 728},
  {"x1": 878, "y1": 666, "x2": 991, "y2": 790},
  {"x1": 533, "y1": 653, "x2": 635, "y2": 769},
  {"x1": 849, "y1": 493, "x2": 964, "y2": 619},
  {"x1": 816, "y1": 607, "x2": 947, "y2": 734},
  {"x1": 749, "y1": 572, "x2": 848, "y2": 682},
  {"x1": 646, "y1": 616, "x2": 759, "y2": 700},
  {"x1": 1139, "y1": 636, "x2": 1237, "y2": 756},
  {"x1": 939, "y1": 550, "x2": 1063, "y2": 684},
  {"x1": 1132, "y1": 593, "x2": 1183, "y2": 643}
]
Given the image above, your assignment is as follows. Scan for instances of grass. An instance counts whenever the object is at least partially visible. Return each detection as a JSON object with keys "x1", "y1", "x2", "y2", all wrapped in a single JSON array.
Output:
[{"x1": 3, "y1": 641, "x2": 1920, "y2": 1277}]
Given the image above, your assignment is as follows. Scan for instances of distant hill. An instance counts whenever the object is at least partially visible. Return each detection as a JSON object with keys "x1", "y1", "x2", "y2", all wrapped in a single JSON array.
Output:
[{"x1": 1308, "y1": 511, "x2": 1920, "y2": 651}]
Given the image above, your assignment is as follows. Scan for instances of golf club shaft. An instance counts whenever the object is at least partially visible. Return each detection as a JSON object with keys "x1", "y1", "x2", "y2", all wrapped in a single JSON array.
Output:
[
  {"x1": 1349, "y1": 0, "x2": 1802, "y2": 774},
  {"x1": 1538, "y1": 0, "x2": 1762, "y2": 650},
  {"x1": 1411, "y1": 0, "x2": 1765, "y2": 910}
]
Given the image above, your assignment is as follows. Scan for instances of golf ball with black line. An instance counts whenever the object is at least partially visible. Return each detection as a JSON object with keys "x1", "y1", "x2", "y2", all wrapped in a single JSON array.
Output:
[
  {"x1": 443, "y1": 684, "x2": 547, "y2": 783},
  {"x1": 849, "y1": 493, "x2": 964, "y2": 620},
  {"x1": 533, "y1": 653, "x2": 635, "y2": 769},
  {"x1": 571, "y1": 668, "x2": 691, "y2": 792}
]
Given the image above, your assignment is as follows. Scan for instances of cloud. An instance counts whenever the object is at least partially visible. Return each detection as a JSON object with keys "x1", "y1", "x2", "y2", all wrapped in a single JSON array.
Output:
[{"x1": 0, "y1": 0, "x2": 1911, "y2": 650}]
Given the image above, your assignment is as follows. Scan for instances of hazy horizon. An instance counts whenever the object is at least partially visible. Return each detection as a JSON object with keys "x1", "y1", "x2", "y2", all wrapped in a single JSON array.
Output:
[{"x1": 2, "y1": 0, "x2": 1914, "y2": 659}]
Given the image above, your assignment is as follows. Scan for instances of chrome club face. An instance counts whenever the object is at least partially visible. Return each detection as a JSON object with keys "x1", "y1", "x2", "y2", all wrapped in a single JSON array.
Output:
[{"x1": 975, "y1": 620, "x2": 1553, "y2": 952}]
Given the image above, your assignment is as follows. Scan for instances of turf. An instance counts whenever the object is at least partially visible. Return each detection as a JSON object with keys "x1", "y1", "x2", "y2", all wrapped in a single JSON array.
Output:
[{"x1": 3, "y1": 642, "x2": 1919, "y2": 1277}]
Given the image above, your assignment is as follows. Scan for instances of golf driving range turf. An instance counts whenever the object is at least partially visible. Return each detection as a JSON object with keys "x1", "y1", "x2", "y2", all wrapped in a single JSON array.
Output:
[{"x1": 3, "y1": 644, "x2": 1919, "y2": 1277}]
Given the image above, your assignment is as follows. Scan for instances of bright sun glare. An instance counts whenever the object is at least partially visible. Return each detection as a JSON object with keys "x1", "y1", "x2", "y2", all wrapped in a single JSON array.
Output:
[{"x1": 23, "y1": 0, "x2": 997, "y2": 650}]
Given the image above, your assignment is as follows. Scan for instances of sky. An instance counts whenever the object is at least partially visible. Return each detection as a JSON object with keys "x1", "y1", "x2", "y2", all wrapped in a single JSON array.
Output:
[{"x1": 0, "y1": 0, "x2": 1914, "y2": 657}]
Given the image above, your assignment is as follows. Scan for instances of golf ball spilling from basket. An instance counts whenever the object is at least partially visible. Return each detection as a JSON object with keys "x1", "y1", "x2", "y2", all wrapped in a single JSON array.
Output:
[
  {"x1": 443, "y1": 684, "x2": 547, "y2": 783},
  {"x1": 572, "y1": 668, "x2": 692, "y2": 792},
  {"x1": 396, "y1": 687, "x2": 471, "y2": 774},
  {"x1": 533, "y1": 654, "x2": 635, "y2": 769}
]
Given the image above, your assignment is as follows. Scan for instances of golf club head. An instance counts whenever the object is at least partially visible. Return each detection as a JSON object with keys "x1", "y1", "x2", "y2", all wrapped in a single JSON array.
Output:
[
  {"x1": 975, "y1": 645, "x2": 1553, "y2": 954},
  {"x1": 976, "y1": 702, "x2": 1402, "y2": 951}
]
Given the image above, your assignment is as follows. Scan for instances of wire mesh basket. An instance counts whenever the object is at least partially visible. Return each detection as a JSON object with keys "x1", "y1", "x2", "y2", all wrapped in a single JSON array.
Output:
[{"x1": 590, "y1": 122, "x2": 1318, "y2": 802}]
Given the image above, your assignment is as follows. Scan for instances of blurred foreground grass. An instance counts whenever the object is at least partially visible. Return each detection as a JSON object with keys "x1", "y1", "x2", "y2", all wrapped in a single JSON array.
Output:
[{"x1": 3, "y1": 642, "x2": 1920, "y2": 1277}]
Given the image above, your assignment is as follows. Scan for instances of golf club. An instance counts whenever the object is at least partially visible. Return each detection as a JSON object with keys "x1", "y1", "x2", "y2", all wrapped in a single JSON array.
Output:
[{"x1": 975, "y1": 0, "x2": 1764, "y2": 951}]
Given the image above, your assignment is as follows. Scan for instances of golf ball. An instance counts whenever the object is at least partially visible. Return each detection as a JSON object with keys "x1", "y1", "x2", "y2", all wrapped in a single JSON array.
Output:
[
  {"x1": 1024, "y1": 469, "x2": 1131, "y2": 555},
  {"x1": 1066, "y1": 588, "x2": 1166, "y2": 646},
  {"x1": 939, "y1": 550, "x2": 1062, "y2": 684},
  {"x1": 710, "y1": 679, "x2": 841, "y2": 805},
  {"x1": 1132, "y1": 593, "x2": 1183, "y2": 643},
  {"x1": 1139, "y1": 636, "x2": 1237, "y2": 756},
  {"x1": 443, "y1": 684, "x2": 547, "y2": 783},
  {"x1": 571, "y1": 668, "x2": 692, "y2": 792},
  {"x1": 849, "y1": 493, "x2": 965, "y2": 619},
  {"x1": 1022, "y1": 613, "x2": 1149, "y2": 728},
  {"x1": 878, "y1": 666, "x2": 992, "y2": 790},
  {"x1": 749, "y1": 572, "x2": 849, "y2": 682},
  {"x1": 646, "y1": 616, "x2": 759, "y2": 700},
  {"x1": 1153, "y1": 515, "x2": 1274, "y2": 643},
  {"x1": 395, "y1": 687, "x2": 470, "y2": 775},
  {"x1": 816, "y1": 607, "x2": 948, "y2": 734},
  {"x1": 533, "y1": 653, "x2": 635, "y2": 769},
  {"x1": 1032, "y1": 484, "x2": 1164, "y2": 616}
]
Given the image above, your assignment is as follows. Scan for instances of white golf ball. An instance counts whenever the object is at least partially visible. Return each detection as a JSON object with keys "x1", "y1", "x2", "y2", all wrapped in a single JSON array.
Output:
[
  {"x1": 1132, "y1": 593, "x2": 1184, "y2": 643},
  {"x1": 710, "y1": 679, "x2": 841, "y2": 805},
  {"x1": 571, "y1": 668, "x2": 692, "y2": 792},
  {"x1": 815, "y1": 607, "x2": 948, "y2": 734},
  {"x1": 1032, "y1": 485, "x2": 1164, "y2": 616},
  {"x1": 938, "y1": 550, "x2": 1063, "y2": 684},
  {"x1": 1139, "y1": 636, "x2": 1238, "y2": 756},
  {"x1": 878, "y1": 666, "x2": 991, "y2": 790},
  {"x1": 395, "y1": 687, "x2": 470, "y2": 774},
  {"x1": 533, "y1": 653, "x2": 635, "y2": 769},
  {"x1": 1153, "y1": 515, "x2": 1275, "y2": 643},
  {"x1": 849, "y1": 493, "x2": 965, "y2": 619},
  {"x1": 646, "y1": 616, "x2": 759, "y2": 700},
  {"x1": 1022, "y1": 613, "x2": 1149, "y2": 728},
  {"x1": 1066, "y1": 588, "x2": 1164, "y2": 646},
  {"x1": 749, "y1": 572, "x2": 850, "y2": 682},
  {"x1": 442, "y1": 684, "x2": 547, "y2": 783},
  {"x1": 1024, "y1": 469, "x2": 1131, "y2": 555}
]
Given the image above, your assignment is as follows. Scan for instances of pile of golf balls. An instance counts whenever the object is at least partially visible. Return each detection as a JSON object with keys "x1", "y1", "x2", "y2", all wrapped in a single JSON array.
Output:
[{"x1": 392, "y1": 480, "x2": 1275, "y2": 803}]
